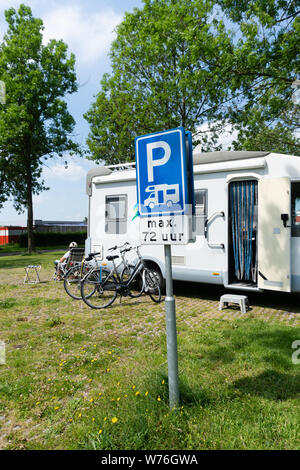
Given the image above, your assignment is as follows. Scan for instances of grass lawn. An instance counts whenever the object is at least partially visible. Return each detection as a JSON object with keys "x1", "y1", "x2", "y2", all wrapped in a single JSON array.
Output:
[
  {"x1": 0, "y1": 252, "x2": 299, "y2": 450},
  {"x1": 0, "y1": 243, "x2": 68, "y2": 254}
]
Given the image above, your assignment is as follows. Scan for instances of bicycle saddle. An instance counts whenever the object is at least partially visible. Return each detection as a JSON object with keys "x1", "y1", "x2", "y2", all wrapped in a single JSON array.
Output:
[{"x1": 106, "y1": 255, "x2": 119, "y2": 261}]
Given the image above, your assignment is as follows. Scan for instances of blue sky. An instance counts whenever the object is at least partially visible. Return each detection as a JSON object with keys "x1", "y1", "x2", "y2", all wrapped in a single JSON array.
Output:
[{"x1": 0, "y1": 0, "x2": 143, "y2": 226}]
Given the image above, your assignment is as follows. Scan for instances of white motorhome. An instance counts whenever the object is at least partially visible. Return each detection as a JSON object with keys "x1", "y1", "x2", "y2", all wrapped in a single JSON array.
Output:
[{"x1": 86, "y1": 151, "x2": 300, "y2": 294}]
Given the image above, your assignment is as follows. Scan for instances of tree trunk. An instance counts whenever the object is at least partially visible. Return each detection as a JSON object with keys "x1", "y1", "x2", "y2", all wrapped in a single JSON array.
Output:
[{"x1": 26, "y1": 161, "x2": 34, "y2": 254}]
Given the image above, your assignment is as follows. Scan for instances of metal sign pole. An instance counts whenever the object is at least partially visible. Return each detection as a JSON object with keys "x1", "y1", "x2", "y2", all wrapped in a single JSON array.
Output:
[{"x1": 164, "y1": 244, "x2": 179, "y2": 408}]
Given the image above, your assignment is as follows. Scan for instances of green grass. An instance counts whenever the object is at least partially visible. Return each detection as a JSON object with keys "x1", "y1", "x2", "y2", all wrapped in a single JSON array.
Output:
[
  {"x1": 0, "y1": 252, "x2": 299, "y2": 450},
  {"x1": 0, "y1": 243, "x2": 67, "y2": 254},
  {"x1": 0, "y1": 250, "x2": 63, "y2": 270}
]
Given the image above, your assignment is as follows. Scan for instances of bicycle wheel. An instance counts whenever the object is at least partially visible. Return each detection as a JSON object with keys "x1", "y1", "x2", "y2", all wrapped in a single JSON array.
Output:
[
  {"x1": 81, "y1": 268, "x2": 118, "y2": 309},
  {"x1": 64, "y1": 266, "x2": 82, "y2": 300},
  {"x1": 144, "y1": 268, "x2": 161, "y2": 303},
  {"x1": 121, "y1": 267, "x2": 144, "y2": 298}
]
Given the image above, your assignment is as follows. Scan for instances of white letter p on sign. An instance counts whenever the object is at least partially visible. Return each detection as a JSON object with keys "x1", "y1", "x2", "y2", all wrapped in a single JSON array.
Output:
[{"x1": 147, "y1": 141, "x2": 171, "y2": 182}]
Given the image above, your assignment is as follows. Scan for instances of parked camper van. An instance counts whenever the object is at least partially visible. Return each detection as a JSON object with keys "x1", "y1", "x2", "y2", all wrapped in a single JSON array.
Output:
[{"x1": 86, "y1": 151, "x2": 300, "y2": 294}]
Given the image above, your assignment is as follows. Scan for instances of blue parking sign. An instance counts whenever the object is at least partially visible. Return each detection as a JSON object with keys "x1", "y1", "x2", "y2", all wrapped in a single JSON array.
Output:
[{"x1": 135, "y1": 127, "x2": 189, "y2": 217}]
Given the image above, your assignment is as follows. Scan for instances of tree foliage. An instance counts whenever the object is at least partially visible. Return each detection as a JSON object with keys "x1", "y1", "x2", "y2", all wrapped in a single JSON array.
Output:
[
  {"x1": 217, "y1": 0, "x2": 300, "y2": 154},
  {"x1": 85, "y1": 0, "x2": 300, "y2": 162},
  {"x1": 85, "y1": 0, "x2": 235, "y2": 163},
  {"x1": 0, "y1": 5, "x2": 79, "y2": 252}
]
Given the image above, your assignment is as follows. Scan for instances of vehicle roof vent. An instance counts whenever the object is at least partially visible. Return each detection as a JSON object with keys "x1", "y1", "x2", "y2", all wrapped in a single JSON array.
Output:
[
  {"x1": 106, "y1": 162, "x2": 136, "y2": 172},
  {"x1": 193, "y1": 151, "x2": 270, "y2": 165}
]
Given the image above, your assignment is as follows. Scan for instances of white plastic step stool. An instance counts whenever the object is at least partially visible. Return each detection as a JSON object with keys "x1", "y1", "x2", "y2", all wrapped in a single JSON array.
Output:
[{"x1": 219, "y1": 294, "x2": 249, "y2": 314}]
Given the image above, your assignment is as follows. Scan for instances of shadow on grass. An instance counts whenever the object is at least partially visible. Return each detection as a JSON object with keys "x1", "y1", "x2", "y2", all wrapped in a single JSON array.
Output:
[
  {"x1": 179, "y1": 380, "x2": 211, "y2": 407},
  {"x1": 221, "y1": 327, "x2": 300, "y2": 400},
  {"x1": 173, "y1": 280, "x2": 300, "y2": 314},
  {"x1": 148, "y1": 371, "x2": 211, "y2": 408},
  {"x1": 233, "y1": 369, "x2": 300, "y2": 400},
  {"x1": 243, "y1": 328, "x2": 300, "y2": 370},
  {"x1": 178, "y1": 323, "x2": 300, "y2": 402},
  {"x1": 207, "y1": 346, "x2": 235, "y2": 364}
]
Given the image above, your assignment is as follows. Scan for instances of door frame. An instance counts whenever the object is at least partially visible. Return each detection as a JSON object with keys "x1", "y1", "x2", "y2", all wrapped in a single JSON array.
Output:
[{"x1": 225, "y1": 174, "x2": 260, "y2": 288}]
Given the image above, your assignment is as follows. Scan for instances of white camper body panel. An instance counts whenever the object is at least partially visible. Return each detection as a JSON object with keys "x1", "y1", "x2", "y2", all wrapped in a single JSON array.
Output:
[{"x1": 87, "y1": 152, "x2": 300, "y2": 294}]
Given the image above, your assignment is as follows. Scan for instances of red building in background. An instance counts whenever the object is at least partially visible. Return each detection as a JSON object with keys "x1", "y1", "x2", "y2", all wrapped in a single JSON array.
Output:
[{"x1": 0, "y1": 226, "x2": 27, "y2": 245}]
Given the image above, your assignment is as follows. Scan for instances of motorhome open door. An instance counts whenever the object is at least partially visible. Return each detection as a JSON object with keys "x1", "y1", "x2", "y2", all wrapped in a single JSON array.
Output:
[{"x1": 258, "y1": 177, "x2": 291, "y2": 292}]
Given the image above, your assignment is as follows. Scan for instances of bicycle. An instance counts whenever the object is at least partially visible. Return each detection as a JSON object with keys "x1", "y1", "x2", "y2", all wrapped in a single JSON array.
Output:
[
  {"x1": 63, "y1": 251, "x2": 100, "y2": 300},
  {"x1": 79, "y1": 242, "x2": 143, "y2": 305},
  {"x1": 64, "y1": 243, "x2": 138, "y2": 301},
  {"x1": 80, "y1": 245, "x2": 161, "y2": 309},
  {"x1": 118, "y1": 244, "x2": 144, "y2": 298}
]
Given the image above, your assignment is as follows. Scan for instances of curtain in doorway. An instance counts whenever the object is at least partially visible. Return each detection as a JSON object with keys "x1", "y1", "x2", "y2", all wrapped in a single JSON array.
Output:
[{"x1": 230, "y1": 181, "x2": 257, "y2": 282}]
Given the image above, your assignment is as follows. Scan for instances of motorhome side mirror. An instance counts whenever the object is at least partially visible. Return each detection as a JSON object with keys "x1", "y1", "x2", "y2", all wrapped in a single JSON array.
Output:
[{"x1": 281, "y1": 213, "x2": 289, "y2": 227}]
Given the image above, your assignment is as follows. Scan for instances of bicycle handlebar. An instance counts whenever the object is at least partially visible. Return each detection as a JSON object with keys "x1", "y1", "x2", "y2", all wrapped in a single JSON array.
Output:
[
  {"x1": 120, "y1": 247, "x2": 132, "y2": 254},
  {"x1": 86, "y1": 252, "x2": 101, "y2": 261},
  {"x1": 108, "y1": 242, "x2": 130, "y2": 252}
]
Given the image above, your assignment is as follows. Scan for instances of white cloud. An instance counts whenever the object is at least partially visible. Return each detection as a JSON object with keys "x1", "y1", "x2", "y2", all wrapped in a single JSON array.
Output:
[
  {"x1": 43, "y1": 4, "x2": 122, "y2": 65},
  {"x1": 43, "y1": 160, "x2": 86, "y2": 181},
  {"x1": 0, "y1": 2, "x2": 122, "y2": 66},
  {"x1": 195, "y1": 121, "x2": 238, "y2": 150},
  {"x1": 0, "y1": 0, "x2": 24, "y2": 9}
]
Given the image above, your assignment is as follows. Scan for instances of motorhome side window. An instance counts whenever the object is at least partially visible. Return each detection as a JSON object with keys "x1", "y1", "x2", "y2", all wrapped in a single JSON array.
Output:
[
  {"x1": 291, "y1": 183, "x2": 300, "y2": 237},
  {"x1": 195, "y1": 189, "x2": 207, "y2": 235},
  {"x1": 105, "y1": 195, "x2": 127, "y2": 234}
]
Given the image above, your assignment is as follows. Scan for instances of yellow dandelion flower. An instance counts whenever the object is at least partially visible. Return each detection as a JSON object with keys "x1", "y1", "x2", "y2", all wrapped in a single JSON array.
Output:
[
  {"x1": 145, "y1": 391, "x2": 149, "y2": 397},
  {"x1": 89, "y1": 398, "x2": 94, "y2": 403},
  {"x1": 112, "y1": 417, "x2": 118, "y2": 424},
  {"x1": 124, "y1": 394, "x2": 128, "y2": 398},
  {"x1": 104, "y1": 417, "x2": 107, "y2": 421},
  {"x1": 92, "y1": 418, "x2": 95, "y2": 422},
  {"x1": 132, "y1": 385, "x2": 136, "y2": 390},
  {"x1": 162, "y1": 380, "x2": 165, "y2": 385},
  {"x1": 157, "y1": 396, "x2": 161, "y2": 402},
  {"x1": 54, "y1": 406, "x2": 60, "y2": 410},
  {"x1": 89, "y1": 378, "x2": 92, "y2": 382},
  {"x1": 106, "y1": 368, "x2": 110, "y2": 372},
  {"x1": 78, "y1": 413, "x2": 82, "y2": 418},
  {"x1": 69, "y1": 418, "x2": 73, "y2": 422},
  {"x1": 98, "y1": 429, "x2": 102, "y2": 434},
  {"x1": 98, "y1": 392, "x2": 102, "y2": 396},
  {"x1": 48, "y1": 378, "x2": 51, "y2": 382},
  {"x1": 117, "y1": 397, "x2": 121, "y2": 401},
  {"x1": 59, "y1": 348, "x2": 63, "y2": 352},
  {"x1": 135, "y1": 391, "x2": 140, "y2": 396},
  {"x1": 36, "y1": 401, "x2": 40, "y2": 405}
]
